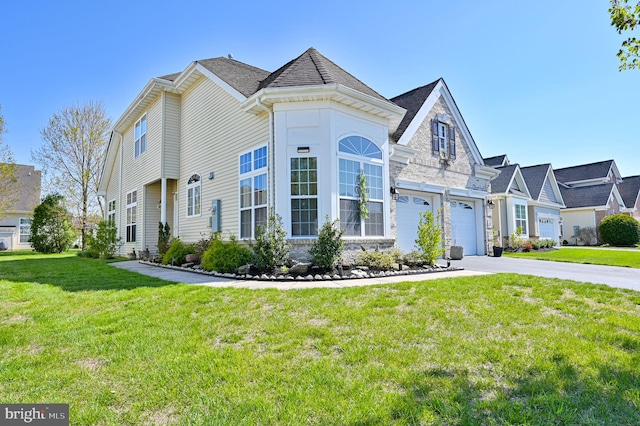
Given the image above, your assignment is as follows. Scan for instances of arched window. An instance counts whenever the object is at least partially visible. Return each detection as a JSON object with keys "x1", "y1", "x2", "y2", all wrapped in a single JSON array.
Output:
[
  {"x1": 186, "y1": 174, "x2": 201, "y2": 217},
  {"x1": 338, "y1": 136, "x2": 384, "y2": 236}
]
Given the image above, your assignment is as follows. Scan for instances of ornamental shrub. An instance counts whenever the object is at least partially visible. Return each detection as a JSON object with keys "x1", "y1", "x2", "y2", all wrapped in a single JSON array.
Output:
[
  {"x1": 599, "y1": 214, "x2": 640, "y2": 246},
  {"x1": 309, "y1": 216, "x2": 344, "y2": 269},
  {"x1": 201, "y1": 236, "x2": 253, "y2": 273},
  {"x1": 162, "y1": 238, "x2": 195, "y2": 265},
  {"x1": 157, "y1": 222, "x2": 171, "y2": 257},
  {"x1": 30, "y1": 194, "x2": 76, "y2": 253},
  {"x1": 355, "y1": 250, "x2": 395, "y2": 270},
  {"x1": 415, "y1": 210, "x2": 444, "y2": 265},
  {"x1": 86, "y1": 221, "x2": 122, "y2": 259},
  {"x1": 252, "y1": 210, "x2": 290, "y2": 272}
]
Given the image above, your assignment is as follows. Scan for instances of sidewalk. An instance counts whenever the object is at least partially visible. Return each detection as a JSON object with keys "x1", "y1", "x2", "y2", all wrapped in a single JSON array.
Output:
[{"x1": 110, "y1": 261, "x2": 490, "y2": 290}]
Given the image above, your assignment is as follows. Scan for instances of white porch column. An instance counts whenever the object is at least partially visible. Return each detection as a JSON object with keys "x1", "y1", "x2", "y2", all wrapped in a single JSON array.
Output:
[{"x1": 160, "y1": 178, "x2": 167, "y2": 224}]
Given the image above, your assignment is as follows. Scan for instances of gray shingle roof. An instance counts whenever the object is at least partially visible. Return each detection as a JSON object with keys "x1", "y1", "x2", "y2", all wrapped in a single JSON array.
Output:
[
  {"x1": 197, "y1": 58, "x2": 271, "y2": 97},
  {"x1": 619, "y1": 175, "x2": 640, "y2": 208},
  {"x1": 554, "y1": 160, "x2": 614, "y2": 184},
  {"x1": 520, "y1": 164, "x2": 551, "y2": 200},
  {"x1": 559, "y1": 183, "x2": 614, "y2": 208},
  {"x1": 159, "y1": 48, "x2": 394, "y2": 103},
  {"x1": 257, "y1": 47, "x2": 390, "y2": 103},
  {"x1": 390, "y1": 80, "x2": 439, "y2": 142},
  {"x1": 484, "y1": 155, "x2": 508, "y2": 167},
  {"x1": 490, "y1": 164, "x2": 519, "y2": 194}
]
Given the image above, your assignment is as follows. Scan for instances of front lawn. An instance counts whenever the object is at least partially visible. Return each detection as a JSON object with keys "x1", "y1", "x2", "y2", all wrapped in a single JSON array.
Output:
[
  {"x1": 505, "y1": 247, "x2": 640, "y2": 268},
  {"x1": 1, "y1": 253, "x2": 639, "y2": 425}
]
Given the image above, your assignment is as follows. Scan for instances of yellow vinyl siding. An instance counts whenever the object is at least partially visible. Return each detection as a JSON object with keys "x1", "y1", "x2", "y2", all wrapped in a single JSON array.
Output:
[
  {"x1": 163, "y1": 92, "x2": 181, "y2": 179},
  {"x1": 178, "y1": 76, "x2": 268, "y2": 242}
]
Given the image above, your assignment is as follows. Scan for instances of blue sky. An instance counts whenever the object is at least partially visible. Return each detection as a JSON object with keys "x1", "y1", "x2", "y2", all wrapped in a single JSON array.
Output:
[{"x1": 1, "y1": 1, "x2": 638, "y2": 177}]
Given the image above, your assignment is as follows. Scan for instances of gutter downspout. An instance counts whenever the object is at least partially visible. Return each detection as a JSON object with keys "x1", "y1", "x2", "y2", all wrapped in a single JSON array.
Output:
[
  {"x1": 116, "y1": 131, "x2": 124, "y2": 250},
  {"x1": 255, "y1": 98, "x2": 275, "y2": 212},
  {"x1": 160, "y1": 91, "x2": 167, "y2": 226}
]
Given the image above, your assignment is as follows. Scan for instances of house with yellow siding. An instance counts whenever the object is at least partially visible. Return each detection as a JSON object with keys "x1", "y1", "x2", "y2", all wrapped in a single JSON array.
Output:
[{"x1": 98, "y1": 48, "x2": 498, "y2": 259}]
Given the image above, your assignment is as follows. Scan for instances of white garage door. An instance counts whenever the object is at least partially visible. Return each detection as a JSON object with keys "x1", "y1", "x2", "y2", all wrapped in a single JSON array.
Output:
[
  {"x1": 450, "y1": 200, "x2": 477, "y2": 255},
  {"x1": 538, "y1": 219, "x2": 557, "y2": 242},
  {"x1": 396, "y1": 195, "x2": 432, "y2": 252}
]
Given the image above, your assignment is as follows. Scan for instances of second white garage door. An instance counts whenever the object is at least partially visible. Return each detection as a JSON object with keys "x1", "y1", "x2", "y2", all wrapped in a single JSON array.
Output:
[{"x1": 450, "y1": 200, "x2": 477, "y2": 256}]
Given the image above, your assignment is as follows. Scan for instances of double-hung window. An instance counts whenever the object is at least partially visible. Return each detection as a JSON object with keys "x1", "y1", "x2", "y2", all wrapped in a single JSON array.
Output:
[
  {"x1": 186, "y1": 174, "x2": 201, "y2": 217},
  {"x1": 515, "y1": 204, "x2": 527, "y2": 234},
  {"x1": 239, "y1": 146, "x2": 268, "y2": 239},
  {"x1": 134, "y1": 115, "x2": 147, "y2": 158},
  {"x1": 338, "y1": 136, "x2": 384, "y2": 237},
  {"x1": 107, "y1": 200, "x2": 116, "y2": 224},
  {"x1": 291, "y1": 157, "x2": 318, "y2": 236},
  {"x1": 19, "y1": 218, "x2": 31, "y2": 243},
  {"x1": 126, "y1": 190, "x2": 137, "y2": 242}
]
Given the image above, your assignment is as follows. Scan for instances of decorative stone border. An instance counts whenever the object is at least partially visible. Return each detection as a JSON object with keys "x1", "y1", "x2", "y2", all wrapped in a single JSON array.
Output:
[{"x1": 138, "y1": 260, "x2": 463, "y2": 281}]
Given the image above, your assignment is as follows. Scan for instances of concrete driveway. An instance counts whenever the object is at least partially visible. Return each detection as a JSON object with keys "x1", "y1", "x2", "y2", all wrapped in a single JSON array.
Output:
[{"x1": 455, "y1": 256, "x2": 640, "y2": 292}]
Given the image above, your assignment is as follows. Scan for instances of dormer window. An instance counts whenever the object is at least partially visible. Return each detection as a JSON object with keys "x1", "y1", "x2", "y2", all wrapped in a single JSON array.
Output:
[{"x1": 432, "y1": 115, "x2": 456, "y2": 159}]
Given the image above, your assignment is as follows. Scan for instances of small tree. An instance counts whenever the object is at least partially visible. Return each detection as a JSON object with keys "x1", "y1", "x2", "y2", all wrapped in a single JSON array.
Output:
[
  {"x1": 599, "y1": 214, "x2": 640, "y2": 246},
  {"x1": 157, "y1": 222, "x2": 171, "y2": 256},
  {"x1": 86, "y1": 221, "x2": 122, "y2": 259},
  {"x1": 252, "y1": 209, "x2": 290, "y2": 272},
  {"x1": 415, "y1": 210, "x2": 444, "y2": 265},
  {"x1": 309, "y1": 216, "x2": 344, "y2": 269},
  {"x1": 31, "y1": 194, "x2": 76, "y2": 253}
]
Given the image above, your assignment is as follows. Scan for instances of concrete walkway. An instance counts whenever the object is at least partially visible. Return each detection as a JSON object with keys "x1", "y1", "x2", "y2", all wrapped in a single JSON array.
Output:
[
  {"x1": 455, "y1": 255, "x2": 640, "y2": 292},
  {"x1": 110, "y1": 261, "x2": 489, "y2": 290},
  {"x1": 111, "y1": 256, "x2": 640, "y2": 292}
]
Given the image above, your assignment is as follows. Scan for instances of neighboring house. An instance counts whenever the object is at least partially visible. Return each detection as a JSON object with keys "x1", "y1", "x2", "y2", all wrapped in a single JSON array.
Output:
[
  {"x1": 0, "y1": 164, "x2": 42, "y2": 250},
  {"x1": 486, "y1": 157, "x2": 565, "y2": 245},
  {"x1": 619, "y1": 175, "x2": 640, "y2": 220},
  {"x1": 554, "y1": 160, "x2": 626, "y2": 244},
  {"x1": 98, "y1": 48, "x2": 497, "y2": 259},
  {"x1": 520, "y1": 164, "x2": 565, "y2": 244},
  {"x1": 486, "y1": 162, "x2": 532, "y2": 243}
]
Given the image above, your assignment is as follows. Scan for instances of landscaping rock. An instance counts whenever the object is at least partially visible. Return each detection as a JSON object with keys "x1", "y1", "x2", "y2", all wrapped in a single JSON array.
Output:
[{"x1": 289, "y1": 262, "x2": 311, "y2": 275}]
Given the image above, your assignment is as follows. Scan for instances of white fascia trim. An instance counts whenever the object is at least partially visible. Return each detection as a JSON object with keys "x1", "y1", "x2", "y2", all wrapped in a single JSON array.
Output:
[
  {"x1": 563, "y1": 177, "x2": 609, "y2": 187},
  {"x1": 475, "y1": 164, "x2": 500, "y2": 181},
  {"x1": 610, "y1": 161, "x2": 622, "y2": 182},
  {"x1": 112, "y1": 78, "x2": 173, "y2": 133},
  {"x1": 98, "y1": 131, "x2": 116, "y2": 194},
  {"x1": 611, "y1": 184, "x2": 626, "y2": 208},
  {"x1": 449, "y1": 188, "x2": 488, "y2": 199},
  {"x1": 244, "y1": 84, "x2": 405, "y2": 118},
  {"x1": 561, "y1": 206, "x2": 607, "y2": 212},
  {"x1": 395, "y1": 178, "x2": 446, "y2": 194},
  {"x1": 529, "y1": 200, "x2": 566, "y2": 209},
  {"x1": 390, "y1": 144, "x2": 418, "y2": 164},
  {"x1": 395, "y1": 80, "x2": 483, "y2": 165},
  {"x1": 512, "y1": 167, "x2": 532, "y2": 198},
  {"x1": 194, "y1": 63, "x2": 246, "y2": 103},
  {"x1": 544, "y1": 166, "x2": 566, "y2": 206}
]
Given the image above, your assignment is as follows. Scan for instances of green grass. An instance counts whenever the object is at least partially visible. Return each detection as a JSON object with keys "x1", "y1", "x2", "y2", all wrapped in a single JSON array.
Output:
[
  {"x1": 1, "y1": 253, "x2": 640, "y2": 425},
  {"x1": 505, "y1": 247, "x2": 640, "y2": 268}
]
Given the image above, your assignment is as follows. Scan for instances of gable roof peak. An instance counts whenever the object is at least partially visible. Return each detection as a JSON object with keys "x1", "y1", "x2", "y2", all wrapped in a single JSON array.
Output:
[{"x1": 256, "y1": 47, "x2": 389, "y2": 102}]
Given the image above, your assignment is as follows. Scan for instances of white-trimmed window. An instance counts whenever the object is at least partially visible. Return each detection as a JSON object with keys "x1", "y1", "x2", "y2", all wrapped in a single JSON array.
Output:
[
  {"x1": 19, "y1": 218, "x2": 31, "y2": 243},
  {"x1": 239, "y1": 146, "x2": 268, "y2": 239},
  {"x1": 291, "y1": 157, "x2": 318, "y2": 236},
  {"x1": 338, "y1": 136, "x2": 384, "y2": 237},
  {"x1": 186, "y1": 174, "x2": 201, "y2": 217},
  {"x1": 126, "y1": 190, "x2": 137, "y2": 242},
  {"x1": 134, "y1": 115, "x2": 147, "y2": 158},
  {"x1": 515, "y1": 204, "x2": 527, "y2": 234},
  {"x1": 432, "y1": 117, "x2": 456, "y2": 158},
  {"x1": 107, "y1": 200, "x2": 116, "y2": 224}
]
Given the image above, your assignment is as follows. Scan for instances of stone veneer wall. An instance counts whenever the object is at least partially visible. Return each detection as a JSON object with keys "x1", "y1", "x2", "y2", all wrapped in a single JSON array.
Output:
[
  {"x1": 390, "y1": 95, "x2": 492, "y2": 257},
  {"x1": 288, "y1": 238, "x2": 395, "y2": 263}
]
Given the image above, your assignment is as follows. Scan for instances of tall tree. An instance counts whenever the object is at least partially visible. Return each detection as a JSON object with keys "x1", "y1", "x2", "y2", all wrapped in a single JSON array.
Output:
[
  {"x1": 33, "y1": 100, "x2": 111, "y2": 250},
  {"x1": 610, "y1": 0, "x2": 640, "y2": 70},
  {"x1": 0, "y1": 105, "x2": 18, "y2": 218},
  {"x1": 30, "y1": 194, "x2": 75, "y2": 253}
]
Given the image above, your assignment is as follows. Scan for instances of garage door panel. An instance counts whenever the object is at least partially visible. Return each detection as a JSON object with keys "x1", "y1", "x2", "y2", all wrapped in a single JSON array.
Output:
[
  {"x1": 396, "y1": 196, "x2": 432, "y2": 252},
  {"x1": 451, "y1": 200, "x2": 477, "y2": 256},
  {"x1": 538, "y1": 218, "x2": 557, "y2": 243}
]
